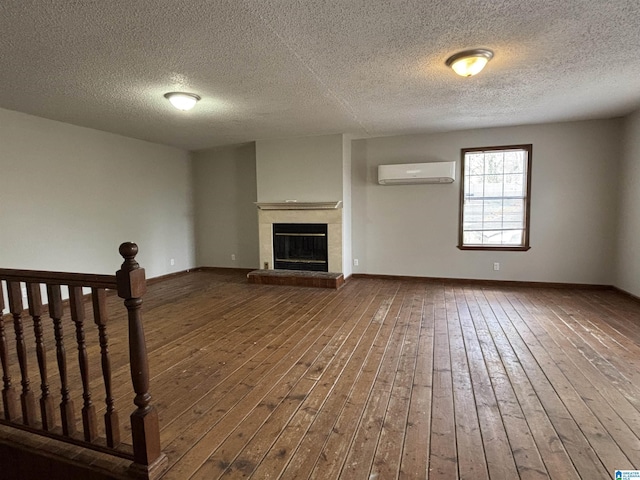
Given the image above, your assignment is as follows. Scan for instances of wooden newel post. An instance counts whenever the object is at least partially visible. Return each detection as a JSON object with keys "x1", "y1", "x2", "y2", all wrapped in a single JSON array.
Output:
[{"x1": 116, "y1": 242, "x2": 167, "y2": 479}]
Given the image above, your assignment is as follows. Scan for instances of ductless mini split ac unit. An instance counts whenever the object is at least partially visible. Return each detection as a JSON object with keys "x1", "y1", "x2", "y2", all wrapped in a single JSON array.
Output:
[{"x1": 378, "y1": 161, "x2": 456, "y2": 185}]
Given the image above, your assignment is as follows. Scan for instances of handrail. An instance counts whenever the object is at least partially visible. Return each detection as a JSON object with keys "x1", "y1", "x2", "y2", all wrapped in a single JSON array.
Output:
[
  {"x1": 0, "y1": 243, "x2": 166, "y2": 479},
  {"x1": 0, "y1": 269, "x2": 117, "y2": 289}
]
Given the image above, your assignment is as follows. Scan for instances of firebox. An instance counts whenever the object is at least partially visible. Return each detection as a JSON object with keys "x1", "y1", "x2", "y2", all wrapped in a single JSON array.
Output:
[{"x1": 273, "y1": 223, "x2": 328, "y2": 272}]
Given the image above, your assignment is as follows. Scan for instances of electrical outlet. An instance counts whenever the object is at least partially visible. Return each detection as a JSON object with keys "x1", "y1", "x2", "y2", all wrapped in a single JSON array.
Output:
[
  {"x1": 493, "y1": 262, "x2": 500, "y2": 271},
  {"x1": 231, "y1": 254, "x2": 236, "y2": 261},
  {"x1": 353, "y1": 259, "x2": 359, "y2": 266},
  {"x1": 170, "y1": 258, "x2": 175, "y2": 266},
  {"x1": 263, "y1": 262, "x2": 269, "y2": 269}
]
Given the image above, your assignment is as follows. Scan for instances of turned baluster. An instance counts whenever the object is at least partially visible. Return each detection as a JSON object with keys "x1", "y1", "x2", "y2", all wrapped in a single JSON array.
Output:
[
  {"x1": 0, "y1": 285, "x2": 18, "y2": 420},
  {"x1": 69, "y1": 286, "x2": 98, "y2": 442},
  {"x1": 92, "y1": 287, "x2": 120, "y2": 447},
  {"x1": 7, "y1": 281, "x2": 36, "y2": 425},
  {"x1": 27, "y1": 283, "x2": 55, "y2": 430},
  {"x1": 117, "y1": 242, "x2": 166, "y2": 474},
  {"x1": 47, "y1": 284, "x2": 76, "y2": 435}
]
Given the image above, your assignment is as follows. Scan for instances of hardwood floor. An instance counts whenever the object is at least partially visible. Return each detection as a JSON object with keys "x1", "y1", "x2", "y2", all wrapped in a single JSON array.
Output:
[{"x1": 3, "y1": 270, "x2": 640, "y2": 479}]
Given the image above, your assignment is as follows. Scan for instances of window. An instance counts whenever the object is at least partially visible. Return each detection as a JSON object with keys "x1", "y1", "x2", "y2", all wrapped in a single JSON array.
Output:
[{"x1": 458, "y1": 144, "x2": 532, "y2": 251}]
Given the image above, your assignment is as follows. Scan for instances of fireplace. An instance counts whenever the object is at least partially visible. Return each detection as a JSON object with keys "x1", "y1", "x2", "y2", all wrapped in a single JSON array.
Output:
[
  {"x1": 256, "y1": 201, "x2": 343, "y2": 273},
  {"x1": 273, "y1": 223, "x2": 328, "y2": 272}
]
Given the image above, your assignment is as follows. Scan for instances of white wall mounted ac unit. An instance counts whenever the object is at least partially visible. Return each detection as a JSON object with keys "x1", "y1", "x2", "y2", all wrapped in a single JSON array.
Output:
[{"x1": 378, "y1": 161, "x2": 456, "y2": 185}]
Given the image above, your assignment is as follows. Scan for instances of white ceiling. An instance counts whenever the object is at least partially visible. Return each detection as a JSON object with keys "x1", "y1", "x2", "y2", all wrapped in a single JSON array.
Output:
[{"x1": 1, "y1": 0, "x2": 639, "y2": 151}]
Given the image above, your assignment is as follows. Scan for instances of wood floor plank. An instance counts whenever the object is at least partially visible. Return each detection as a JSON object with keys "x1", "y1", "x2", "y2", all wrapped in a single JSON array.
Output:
[
  {"x1": 579, "y1": 290, "x2": 640, "y2": 342},
  {"x1": 159, "y1": 285, "x2": 346, "y2": 450},
  {"x1": 162, "y1": 280, "x2": 377, "y2": 479},
  {"x1": 398, "y1": 283, "x2": 436, "y2": 480},
  {"x1": 547, "y1": 289, "x2": 640, "y2": 386},
  {"x1": 447, "y1": 286, "x2": 490, "y2": 479},
  {"x1": 368, "y1": 284, "x2": 426, "y2": 480},
  {"x1": 300, "y1": 284, "x2": 404, "y2": 479},
  {"x1": 459, "y1": 286, "x2": 549, "y2": 479},
  {"x1": 427, "y1": 285, "x2": 457, "y2": 478},
  {"x1": 473, "y1": 288, "x2": 581, "y2": 480},
  {"x1": 208, "y1": 282, "x2": 391, "y2": 479},
  {"x1": 300, "y1": 282, "x2": 409, "y2": 479},
  {"x1": 491, "y1": 288, "x2": 619, "y2": 479},
  {"x1": 152, "y1": 290, "x2": 320, "y2": 412},
  {"x1": 537, "y1": 288, "x2": 640, "y2": 412},
  {"x1": 513, "y1": 288, "x2": 640, "y2": 468},
  {"x1": 3, "y1": 272, "x2": 640, "y2": 480},
  {"x1": 250, "y1": 282, "x2": 398, "y2": 479},
  {"x1": 446, "y1": 286, "x2": 519, "y2": 479}
]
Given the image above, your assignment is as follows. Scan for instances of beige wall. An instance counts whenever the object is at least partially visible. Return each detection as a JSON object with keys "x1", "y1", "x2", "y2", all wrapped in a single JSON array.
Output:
[
  {"x1": 192, "y1": 143, "x2": 259, "y2": 268},
  {"x1": 616, "y1": 110, "x2": 640, "y2": 296},
  {"x1": 342, "y1": 135, "x2": 353, "y2": 277},
  {"x1": 352, "y1": 119, "x2": 622, "y2": 284},
  {"x1": 0, "y1": 107, "x2": 194, "y2": 278},
  {"x1": 256, "y1": 134, "x2": 344, "y2": 202},
  {"x1": 3, "y1": 107, "x2": 631, "y2": 289},
  {"x1": 255, "y1": 134, "x2": 351, "y2": 273}
]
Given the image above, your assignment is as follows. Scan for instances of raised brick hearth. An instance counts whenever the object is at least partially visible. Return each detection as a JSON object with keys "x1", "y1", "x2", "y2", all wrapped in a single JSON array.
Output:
[{"x1": 247, "y1": 269, "x2": 344, "y2": 289}]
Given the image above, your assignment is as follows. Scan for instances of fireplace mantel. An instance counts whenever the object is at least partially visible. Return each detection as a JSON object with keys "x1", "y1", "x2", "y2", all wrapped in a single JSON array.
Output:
[{"x1": 255, "y1": 201, "x2": 342, "y2": 211}]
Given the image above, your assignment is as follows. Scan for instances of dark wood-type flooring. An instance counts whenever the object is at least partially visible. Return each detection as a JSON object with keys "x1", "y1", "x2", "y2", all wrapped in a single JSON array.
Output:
[{"x1": 2, "y1": 270, "x2": 640, "y2": 479}]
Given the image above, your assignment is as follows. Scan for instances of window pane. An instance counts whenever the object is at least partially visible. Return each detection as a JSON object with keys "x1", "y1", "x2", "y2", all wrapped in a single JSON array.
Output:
[
  {"x1": 483, "y1": 230, "x2": 503, "y2": 244},
  {"x1": 484, "y1": 175, "x2": 504, "y2": 197},
  {"x1": 460, "y1": 145, "x2": 531, "y2": 249},
  {"x1": 469, "y1": 155, "x2": 484, "y2": 175},
  {"x1": 463, "y1": 200, "x2": 484, "y2": 230},
  {"x1": 503, "y1": 217, "x2": 524, "y2": 230},
  {"x1": 463, "y1": 230, "x2": 483, "y2": 245},
  {"x1": 465, "y1": 175, "x2": 484, "y2": 197},
  {"x1": 484, "y1": 199, "x2": 503, "y2": 216},
  {"x1": 502, "y1": 230, "x2": 524, "y2": 245},
  {"x1": 503, "y1": 199, "x2": 524, "y2": 229},
  {"x1": 504, "y1": 174, "x2": 524, "y2": 197},
  {"x1": 504, "y1": 151, "x2": 524, "y2": 173},
  {"x1": 485, "y1": 152, "x2": 504, "y2": 174}
]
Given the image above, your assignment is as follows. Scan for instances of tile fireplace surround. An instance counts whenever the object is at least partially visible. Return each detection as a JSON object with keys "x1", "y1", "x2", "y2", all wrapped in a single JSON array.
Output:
[{"x1": 256, "y1": 202, "x2": 343, "y2": 273}]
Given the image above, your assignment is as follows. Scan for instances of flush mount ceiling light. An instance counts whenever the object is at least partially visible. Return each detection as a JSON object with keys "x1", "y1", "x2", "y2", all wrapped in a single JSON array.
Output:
[
  {"x1": 445, "y1": 49, "x2": 494, "y2": 77},
  {"x1": 164, "y1": 92, "x2": 201, "y2": 111}
]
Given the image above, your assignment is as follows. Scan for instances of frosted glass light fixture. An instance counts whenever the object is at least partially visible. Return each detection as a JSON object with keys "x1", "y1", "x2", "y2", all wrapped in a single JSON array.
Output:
[
  {"x1": 164, "y1": 92, "x2": 201, "y2": 111},
  {"x1": 445, "y1": 49, "x2": 494, "y2": 77}
]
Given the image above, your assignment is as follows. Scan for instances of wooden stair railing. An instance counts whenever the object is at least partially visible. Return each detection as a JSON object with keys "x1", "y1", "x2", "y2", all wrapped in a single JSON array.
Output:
[{"x1": 0, "y1": 242, "x2": 167, "y2": 479}]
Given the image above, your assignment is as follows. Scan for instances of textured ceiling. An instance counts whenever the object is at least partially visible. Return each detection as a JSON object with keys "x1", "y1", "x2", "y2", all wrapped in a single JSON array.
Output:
[{"x1": 0, "y1": 0, "x2": 639, "y2": 150}]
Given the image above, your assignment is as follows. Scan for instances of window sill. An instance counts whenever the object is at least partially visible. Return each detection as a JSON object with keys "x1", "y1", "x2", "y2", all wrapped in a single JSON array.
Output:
[{"x1": 457, "y1": 245, "x2": 531, "y2": 251}]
